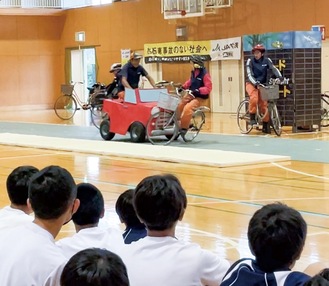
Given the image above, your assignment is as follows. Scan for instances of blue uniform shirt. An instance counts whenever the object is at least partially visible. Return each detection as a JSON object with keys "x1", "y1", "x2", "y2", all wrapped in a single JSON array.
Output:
[
  {"x1": 221, "y1": 258, "x2": 310, "y2": 286},
  {"x1": 119, "y1": 62, "x2": 148, "y2": 89},
  {"x1": 123, "y1": 226, "x2": 147, "y2": 244}
]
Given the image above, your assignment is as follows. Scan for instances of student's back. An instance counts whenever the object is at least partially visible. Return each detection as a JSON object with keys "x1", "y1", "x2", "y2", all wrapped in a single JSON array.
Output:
[
  {"x1": 120, "y1": 174, "x2": 230, "y2": 286},
  {"x1": 122, "y1": 235, "x2": 227, "y2": 286},
  {"x1": 221, "y1": 203, "x2": 310, "y2": 286}
]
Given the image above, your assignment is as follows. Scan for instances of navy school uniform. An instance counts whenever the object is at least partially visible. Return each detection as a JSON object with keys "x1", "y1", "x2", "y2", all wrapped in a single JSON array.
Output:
[{"x1": 221, "y1": 258, "x2": 310, "y2": 286}]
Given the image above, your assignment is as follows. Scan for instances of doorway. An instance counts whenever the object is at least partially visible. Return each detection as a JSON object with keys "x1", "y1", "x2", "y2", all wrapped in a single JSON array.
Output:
[{"x1": 70, "y1": 47, "x2": 96, "y2": 102}]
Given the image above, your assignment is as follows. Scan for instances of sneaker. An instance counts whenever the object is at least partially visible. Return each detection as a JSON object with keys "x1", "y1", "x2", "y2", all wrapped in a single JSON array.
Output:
[
  {"x1": 179, "y1": 128, "x2": 187, "y2": 135},
  {"x1": 249, "y1": 119, "x2": 257, "y2": 126},
  {"x1": 262, "y1": 122, "x2": 271, "y2": 134}
]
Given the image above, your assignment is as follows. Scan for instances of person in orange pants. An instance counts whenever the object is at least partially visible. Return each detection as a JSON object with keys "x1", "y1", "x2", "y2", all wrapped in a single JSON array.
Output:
[
  {"x1": 245, "y1": 82, "x2": 269, "y2": 123},
  {"x1": 177, "y1": 55, "x2": 212, "y2": 137},
  {"x1": 246, "y1": 44, "x2": 282, "y2": 134}
]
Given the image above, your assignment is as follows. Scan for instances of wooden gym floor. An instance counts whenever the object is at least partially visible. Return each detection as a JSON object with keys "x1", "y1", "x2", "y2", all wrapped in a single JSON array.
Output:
[{"x1": 0, "y1": 110, "x2": 328, "y2": 271}]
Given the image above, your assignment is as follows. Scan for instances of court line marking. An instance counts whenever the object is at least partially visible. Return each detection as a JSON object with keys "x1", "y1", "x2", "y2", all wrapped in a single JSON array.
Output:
[
  {"x1": 0, "y1": 152, "x2": 72, "y2": 160},
  {"x1": 188, "y1": 196, "x2": 329, "y2": 206},
  {"x1": 271, "y1": 162, "x2": 329, "y2": 180}
]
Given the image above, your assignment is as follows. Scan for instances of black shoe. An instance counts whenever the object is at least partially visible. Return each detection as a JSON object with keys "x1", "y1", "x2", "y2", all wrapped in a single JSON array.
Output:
[
  {"x1": 249, "y1": 113, "x2": 257, "y2": 126},
  {"x1": 250, "y1": 119, "x2": 257, "y2": 126},
  {"x1": 179, "y1": 128, "x2": 187, "y2": 135},
  {"x1": 262, "y1": 122, "x2": 271, "y2": 134}
]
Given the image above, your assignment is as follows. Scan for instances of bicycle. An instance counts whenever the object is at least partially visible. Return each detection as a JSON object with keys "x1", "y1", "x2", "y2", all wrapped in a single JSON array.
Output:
[
  {"x1": 146, "y1": 82, "x2": 210, "y2": 145},
  {"x1": 54, "y1": 82, "x2": 104, "y2": 129},
  {"x1": 321, "y1": 92, "x2": 329, "y2": 127},
  {"x1": 237, "y1": 81, "x2": 285, "y2": 136}
]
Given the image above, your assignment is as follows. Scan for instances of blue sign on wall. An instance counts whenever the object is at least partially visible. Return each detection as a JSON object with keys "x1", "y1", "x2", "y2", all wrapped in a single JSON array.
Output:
[{"x1": 243, "y1": 31, "x2": 322, "y2": 51}]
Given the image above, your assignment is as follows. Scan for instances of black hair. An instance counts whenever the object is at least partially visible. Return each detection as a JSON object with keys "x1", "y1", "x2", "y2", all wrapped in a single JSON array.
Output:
[
  {"x1": 248, "y1": 202, "x2": 307, "y2": 272},
  {"x1": 72, "y1": 183, "x2": 104, "y2": 226},
  {"x1": 6, "y1": 165, "x2": 39, "y2": 205},
  {"x1": 28, "y1": 165, "x2": 76, "y2": 219},
  {"x1": 133, "y1": 174, "x2": 187, "y2": 231},
  {"x1": 60, "y1": 248, "x2": 130, "y2": 286},
  {"x1": 115, "y1": 189, "x2": 145, "y2": 228}
]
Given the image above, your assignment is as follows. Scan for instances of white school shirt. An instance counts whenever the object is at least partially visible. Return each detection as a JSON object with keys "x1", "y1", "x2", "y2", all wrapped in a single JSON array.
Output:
[
  {"x1": 0, "y1": 222, "x2": 67, "y2": 286},
  {"x1": 56, "y1": 226, "x2": 124, "y2": 258},
  {"x1": 120, "y1": 236, "x2": 230, "y2": 286},
  {"x1": 0, "y1": 206, "x2": 33, "y2": 231}
]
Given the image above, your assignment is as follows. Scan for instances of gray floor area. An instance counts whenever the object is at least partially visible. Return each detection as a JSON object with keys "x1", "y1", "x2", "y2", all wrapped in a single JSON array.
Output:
[{"x1": 0, "y1": 121, "x2": 327, "y2": 164}]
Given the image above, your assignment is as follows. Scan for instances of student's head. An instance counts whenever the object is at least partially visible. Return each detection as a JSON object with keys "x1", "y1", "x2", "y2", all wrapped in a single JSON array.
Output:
[
  {"x1": 133, "y1": 174, "x2": 187, "y2": 231},
  {"x1": 252, "y1": 44, "x2": 265, "y2": 60},
  {"x1": 6, "y1": 165, "x2": 39, "y2": 209},
  {"x1": 72, "y1": 183, "x2": 104, "y2": 226},
  {"x1": 60, "y1": 248, "x2": 130, "y2": 286},
  {"x1": 115, "y1": 189, "x2": 144, "y2": 228},
  {"x1": 248, "y1": 202, "x2": 307, "y2": 272},
  {"x1": 28, "y1": 165, "x2": 78, "y2": 220},
  {"x1": 304, "y1": 268, "x2": 329, "y2": 286}
]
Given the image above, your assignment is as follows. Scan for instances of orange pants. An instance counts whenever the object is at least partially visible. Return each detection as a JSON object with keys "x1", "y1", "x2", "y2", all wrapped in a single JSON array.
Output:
[
  {"x1": 177, "y1": 95, "x2": 204, "y2": 129},
  {"x1": 245, "y1": 82, "x2": 269, "y2": 122}
]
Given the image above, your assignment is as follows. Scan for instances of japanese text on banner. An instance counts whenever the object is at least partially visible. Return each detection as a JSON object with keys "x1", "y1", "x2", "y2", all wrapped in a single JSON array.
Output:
[
  {"x1": 144, "y1": 41, "x2": 211, "y2": 63},
  {"x1": 210, "y1": 37, "x2": 241, "y2": 60}
]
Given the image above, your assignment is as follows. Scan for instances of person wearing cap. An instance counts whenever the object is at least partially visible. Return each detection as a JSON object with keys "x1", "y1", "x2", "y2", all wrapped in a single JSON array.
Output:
[
  {"x1": 177, "y1": 54, "x2": 212, "y2": 137},
  {"x1": 117, "y1": 52, "x2": 156, "y2": 101},
  {"x1": 106, "y1": 63, "x2": 122, "y2": 98}
]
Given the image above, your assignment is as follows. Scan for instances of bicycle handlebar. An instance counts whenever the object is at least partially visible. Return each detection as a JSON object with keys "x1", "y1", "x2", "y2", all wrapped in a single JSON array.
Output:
[
  {"x1": 70, "y1": 81, "x2": 84, "y2": 85},
  {"x1": 154, "y1": 80, "x2": 182, "y2": 88}
]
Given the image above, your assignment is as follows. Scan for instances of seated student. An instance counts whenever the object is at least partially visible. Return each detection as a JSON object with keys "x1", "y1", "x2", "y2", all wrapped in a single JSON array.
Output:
[
  {"x1": 0, "y1": 165, "x2": 39, "y2": 231},
  {"x1": 57, "y1": 182, "x2": 124, "y2": 258},
  {"x1": 115, "y1": 189, "x2": 147, "y2": 244},
  {"x1": 0, "y1": 165, "x2": 80, "y2": 286},
  {"x1": 120, "y1": 174, "x2": 230, "y2": 286},
  {"x1": 221, "y1": 202, "x2": 310, "y2": 286},
  {"x1": 60, "y1": 248, "x2": 130, "y2": 286},
  {"x1": 304, "y1": 268, "x2": 329, "y2": 286}
]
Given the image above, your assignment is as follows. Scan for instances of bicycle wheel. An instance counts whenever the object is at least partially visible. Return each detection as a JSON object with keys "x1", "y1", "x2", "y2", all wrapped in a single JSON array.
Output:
[
  {"x1": 90, "y1": 104, "x2": 104, "y2": 129},
  {"x1": 237, "y1": 99, "x2": 252, "y2": 134},
  {"x1": 269, "y1": 103, "x2": 282, "y2": 136},
  {"x1": 182, "y1": 110, "x2": 205, "y2": 142},
  {"x1": 146, "y1": 110, "x2": 178, "y2": 145},
  {"x1": 54, "y1": 95, "x2": 77, "y2": 120},
  {"x1": 321, "y1": 96, "x2": 329, "y2": 127}
]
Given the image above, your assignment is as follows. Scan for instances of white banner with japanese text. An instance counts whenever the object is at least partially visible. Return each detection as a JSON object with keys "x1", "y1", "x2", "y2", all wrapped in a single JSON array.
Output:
[{"x1": 210, "y1": 37, "x2": 241, "y2": 60}]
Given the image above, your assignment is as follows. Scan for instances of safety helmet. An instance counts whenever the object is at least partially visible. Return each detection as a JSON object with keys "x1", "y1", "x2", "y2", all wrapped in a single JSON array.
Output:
[
  {"x1": 130, "y1": 52, "x2": 143, "y2": 60},
  {"x1": 190, "y1": 54, "x2": 204, "y2": 68},
  {"x1": 109, "y1": 63, "x2": 122, "y2": 73},
  {"x1": 252, "y1": 44, "x2": 266, "y2": 54}
]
